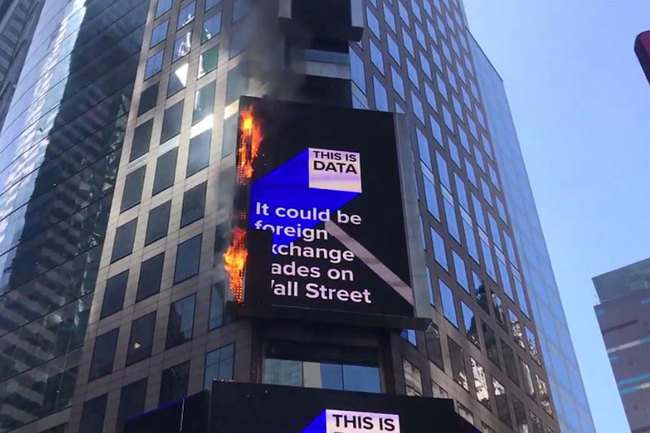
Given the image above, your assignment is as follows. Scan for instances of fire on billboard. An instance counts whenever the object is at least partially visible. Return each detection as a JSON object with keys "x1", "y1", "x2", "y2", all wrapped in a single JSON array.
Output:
[{"x1": 223, "y1": 97, "x2": 420, "y2": 327}]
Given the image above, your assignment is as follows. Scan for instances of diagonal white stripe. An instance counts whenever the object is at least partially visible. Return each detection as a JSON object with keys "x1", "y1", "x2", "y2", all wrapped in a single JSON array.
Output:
[{"x1": 325, "y1": 220, "x2": 414, "y2": 305}]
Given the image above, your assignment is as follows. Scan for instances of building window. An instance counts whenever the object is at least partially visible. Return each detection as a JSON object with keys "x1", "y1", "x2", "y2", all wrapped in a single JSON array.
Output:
[
  {"x1": 432, "y1": 381, "x2": 448, "y2": 398},
  {"x1": 391, "y1": 67, "x2": 405, "y2": 99},
  {"x1": 366, "y1": 6, "x2": 380, "y2": 37},
  {"x1": 173, "y1": 31, "x2": 192, "y2": 62},
  {"x1": 470, "y1": 358, "x2": 490, "y2": 408},
  {"x1": 138, "y1": 83, "x2": 159, "y2": 116},
  {"x1": 152, "y1": 148, "x2": 178, "y2": 195},
  {"x1": 166, "y1": 294, "x2": 196, "y2": 348},
  {"x1": 160, "y1": 361, "x2": 191, "y2": 404},
  {"x1": 174, "y1": 234, "x2": 202, "y2": 283},
  {"x1": 530, "y1": 412, "x2": 544, "y2": 433},
  {"x1": 509, "y1": 309, "x2": 525, "y2": 349},
  {"x1": 525, "y1": 327, "x2": 542, "y2": 365},
  {"x1": 387, "y1": 33, "x2": 401, "y2": 64},
  {"x1": 263, "y1": 342, "x2": 380, "y2": 393},
  {"x1": 130, "y1": 120, "x2": 153, "y2": 161},
  {"x1": 423, "y1": 176, "x2": 440, "y2": 221},
  {"x1": 400, "y1": 329, "x2": 417, "y2": 346},
  {"x1": 461, "y1": 301, "x2": 479, "y2": 347},
  {"x1": 512, "y1": 395, "x2": 529, "y2": 433},
  {"x1": 145, "y1": 50, "x2": 164, "y2": 79},
  {"x1": 439, "y1": 279, "x2": 457, "y2": 326},
  {"x1": 502, "y1": 341, "x2": 519, "y2": 385},
  {"x1": 521, "y1": 359, "x2": 536, "y2": 398},
  {"x1": 448, "y1": 337, "x2": 468, "y2": 391},
  {"x1": 442, "y1": 194, "x2": 460, "y2": 242},
  {"x1": 349, "y1": 49, "x2": 365, "y2": 92},
  {"x1": 187, "y1": 131, "x2": 211, "y2": 176},
  {"x1": 111, "y1": 218, "x2": 137, "y2": 262},
  {"x1": 121, "y1": 166, "x2": 146, "y2": 212},
  {"x1": 369, "y1": 40, "x2": 384, "y2": 73},
  {"x1": 456, "y1": 402, "x2": 474, "y2": 425},
  {"x1": 411, "y1": 91, "x2": 424, "y2": 122},
  {"x1": 177, "y1": 1, "x2": 196, "y2": 29},
  {"x1": 515, "y1": 275, "x2": 530, "y2": 318},
  {"x1": 126, "y1": 313, "x2": 157, "y2": 367},
  {"x1": 89, "y1": 329, "x2": 119, "y2": 380},
  {"x1": 492, "y1": 292, "x2": 507, "y2": 329},
  {"x1": 209, "y1": 281, "x2": 227, "y2": 329},
  {"x1": 168, "y1": 62, "x2": 189, "y2": 96},
  {"x1": 474, "y1": 271, "x2": 489, "y2": 312},
  {"x1": 493, "y1": 377, "x2": 512, "y2": 427},
  {"x1": 116, "y1": 378, "x2": 147, "y2": 432},
  {"x1": 403, "y1": 359, "x2": 423, "y2": 396},
  {"x1": 161, "y1": 100, "x2": 184, "y2": 142},
  {"x1": 198, "y1": 46, "x2": 219, "y2": 77},
  {"x1": 204, "y1": 344, "x2": 235, "y2": 389},
  {"x1": 535, "y1": 374, "x2": 553, "y2": 415},
  {"x1": 136, "y1": 253, "x2": 165, "y2": 302},
  {"x1": 499, "y1": 258, "x2": 514, "y2": 300},
  {"x1": 482, "y1": 423, "x2": 497, "y2": 433},
  {"x1": 430, "y1": 227, "x2": 448, "y2": 270},
  {"x1": 452, "y1": 251, "x2": 469, "y2": 292},
  {"x1": 193, "y1": 81, "x2": 216, "y2": 125},
  {"x1": 202, "y1": 12, "x2": 222, "y2": 43},
  {"x1": 482, "y1": 322, "x2": 500, "y2": 367},
  {"x1": 78, "y1": 394, "x2": 107, "y2": 433},
  {"x1": 100, "y1": 271, "x2": 128, "y2": 318},
  {"x1": 205, "y1": 0, "x2": 221, "y2": 11},
  {"x1": 372, "y1": 77, "x2": 388, "y2": 111},
  {"x1": 145, "y1": 201, "x2": 172, "y2": 245},
  {"x1": 150, "y1": 19, "x2": 169, "y2": 47},
  {"x1": 226, "y1": 63, "x2": 249, "y2": 104},
  {"x1": 232, "y1": 0, "x2": 251, "y2": 22},
  {"x1": 424, "y1": 324, "x2": 444, "y2": 370}
]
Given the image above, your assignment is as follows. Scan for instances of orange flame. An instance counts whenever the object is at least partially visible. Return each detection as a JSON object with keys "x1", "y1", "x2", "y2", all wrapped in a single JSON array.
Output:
[
  {"x1": 237, "y1": 107, "x2": 262, "y2": 182},
  {"x1": 223, "y1": 227, "x2": 248, "y2": 303}
]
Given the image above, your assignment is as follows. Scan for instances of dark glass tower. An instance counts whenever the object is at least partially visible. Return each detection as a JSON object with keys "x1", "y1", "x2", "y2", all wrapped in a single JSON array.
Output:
[{"x1": 0, "y1": 1, "x2": 593, "y2": 433}]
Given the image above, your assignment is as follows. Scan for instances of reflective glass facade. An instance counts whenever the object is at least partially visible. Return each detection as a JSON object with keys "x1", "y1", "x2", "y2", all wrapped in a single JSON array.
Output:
[{"x1": 470, "y1": 36, "x2": 596, "y2": 433}]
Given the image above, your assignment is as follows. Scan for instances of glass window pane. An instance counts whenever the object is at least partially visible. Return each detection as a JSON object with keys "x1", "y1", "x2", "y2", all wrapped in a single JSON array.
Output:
[
  {"x1": 521, "y1": 358, "x2": 536, "y2": 398},
  {"x1": 492, "y1": 292, "x2": 507, "y2": 328},
  {"x1": 181, "y1": 182, "x2": 207, "y2": 227},
  {"x1": 168, "y1": 62, "x2": 189, "y2": 96},
  {"x1": 130, "y1": 120, "x2": 153, "y2": 161},
  {"x1": 198, "y1": 46, "x2": 219, "y2": 77},
  {"x1": 226, "y1": 63, "x2": 248, "y2": 104},
  {"x1": 121, "y1": 167, "x2": 146, "y2": 212},
  {"x1": 136, "y1": 253, "x2": 165, "y2": 302},
  {"x1": 111, "y1": 218, "x2": 137, "y2": 262},
  {"x1": 204, "y1": 344, "x2": 234, "y2": 389},
  {"x1": 423, "y1": 177, "x2": 440, "y2": 220},
  {"x1": 509, "y1": 309, "x2": 525, "y2": 349},
  {"x1": 177, "y1": 1, "x2": 196, "y2": 29},
  {"x1": 116, "y1": 379, "x2": 147, "y2": 432},
  {"x1": 448, "y1": 337, "x2": 468, "y2": 390},
  {"x1": 202, "y1": 13, "x2": 222, "y2": 43},
  {"x1": 209, "y1": 281, "x2": 226, "y2": 329},
  {"x1": 482, "y1": 322, "x2": 500, "y2": 367},
  {"x1": 166, "y1": 294, "x2": 196, "y2": 348},
  {"x1": 101, "y1": 271, "x2": 128, "y2": 318},
  {"x1": 470, "y1": 358, "x2": 490, "y2": 408},
  {"x1": 452, "y1": 251, "x2": 469, "y2": 292},
  {"x1": 350, "y1": 48, "x2": 365, "y2": 91},
  {"x1": 424, "y1": 324, "x2": 444, "y2": 370},
  {"x1": 263, "y1": 358, "x2": 302, "y2": 387},
  {"x1": 173, "y1": 31, "x2": 192, "y2": 61},
  {"x1": 160, "y1": 361, "x2": 190, "y2": 404},
  {"x1": 232, "y1": 0, "x2": 251, "y2": 22},
  {"x1": 152, "y1": 148, "x2": 178, "y2": 195},
  {"x1": 502, "y1": 340, "x2": 519, "y2": 384},
  {"x1": 79, "y1": 394, "x2": 107, "y2": 433},
  {"x1": 89, "y1": 329, "x2": 118, "y2": 380},
  {"x1": 156, "y1": 0, "x2": 172, "y2": 17},
  {"x1": 187, "y1": 131, "x2": 211, "y2": 176},
  {"x1": 150, "y1": 19, "x2": 169, "y2": 47},
  {"x1": 439, "y1": 279, "x2": 457, "y2": 327},
  {"x1": 536, "y1": 374, "x2": 553, "y2": 415},
  {"x1": 402, "y1": 359, "x2": 422, "y2": 396},
  {"x1": 430, "y1": 227, "x2": 448, "y2": 270},
  {"x1": 461, "y1": 301, "x2": 479, "y2": 347},
  {"x1": 493, "y1": 378, "x2": 512, "y2": 427},
  {"x1": 161, "y1": 101, "x2": 184, "y2": 142},
  {"x1": 145, "y1": 201, "x2": 171, "y2": 245},
  {"x1": 342, "y1": 364, "x2": 380, "y2": 393},
  {"x1": 174, "y1": 234, "x2": 202, "y2": 283},
  {"x1": 138, "y1": 83, "x2": 159, "y2": 116},
  {"x1": 372, "y1": 77, "x2": 387, "y2": 111},
  {"x1": 193, "y1": 81, "x2": 216, "y2": 124},
  {"x1": 206, "y1": 0, "x2": 222, "y2": 10},
  {"x1": 145, "y1": 50, "x2": 164, "y2": 79},
  {"x1": 126, "y1": 312, "x2": 157, "y2": 366}
]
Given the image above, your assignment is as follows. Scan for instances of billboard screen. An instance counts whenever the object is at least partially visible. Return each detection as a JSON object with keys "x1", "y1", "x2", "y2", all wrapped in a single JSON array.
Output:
[
  {"x1": 210, "y1": 382, "x2": 479, "y2": 433},
  {"x1": 226, "y1": 97, "x2": 415, "y2": 325}
]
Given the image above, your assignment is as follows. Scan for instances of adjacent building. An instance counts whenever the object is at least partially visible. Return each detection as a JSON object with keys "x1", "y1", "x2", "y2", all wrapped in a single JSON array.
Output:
[
  {"x1": 0, "y1": 1, "x2": 593, "y2": 433},
  {"x1": 593, "y1": 258, "x2": 650, "y2": 433}
]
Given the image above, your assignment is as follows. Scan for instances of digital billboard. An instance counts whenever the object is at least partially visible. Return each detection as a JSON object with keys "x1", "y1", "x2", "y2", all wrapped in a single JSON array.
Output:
[
  {"x1": 224, "y1": 97, "x2": 418, "y2": 326},
  {"x1": 210, "y1": 382, "x2": 480, "y2": 433}
]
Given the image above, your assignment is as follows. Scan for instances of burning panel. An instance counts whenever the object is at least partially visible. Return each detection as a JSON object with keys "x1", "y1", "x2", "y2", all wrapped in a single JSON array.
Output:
[{"x1": 224, "y1": 97, "x2": 416, "y2": 326}]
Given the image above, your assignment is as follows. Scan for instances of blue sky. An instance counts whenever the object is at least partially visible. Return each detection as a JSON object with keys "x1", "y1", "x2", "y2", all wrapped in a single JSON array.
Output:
[{"x1": 463, "y1": 2, "x2": 650, "y2": 433}]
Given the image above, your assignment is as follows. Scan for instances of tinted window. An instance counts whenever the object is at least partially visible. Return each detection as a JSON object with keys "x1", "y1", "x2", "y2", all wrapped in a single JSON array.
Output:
[
  {"x1": 209, "y1": 281, "x2": 226, "y2": 329},
  {"x1": 482, "y1": 322, "x2": 500, "y2": 367},
  {"x1": 100, "y1": 271, "x2": 128, "y2": 318},
  {"x1": 121, "y1": 167, "x2": 146, "y2": 212},
  {"x1": 126, "y1": 312, "x2": 157, "y2": 366},
  {"x1": 226, "y1": 64, "x2": 248, "y2": 104},
  {"x1": 193, "y1": 81, "x2": 216, "y2": 125},
  {"x1": 138, "y1": 83, "x2": 158, "y2": 115},
  {"x1": 168, "y1": 62, "x2": 189, "y2": 96},
  {"x1": 160, "y1": 361, "x2": 190, "y2": 404},
  {"x1": 89, "y1": 329, "x2": 119, "y2": 380},
  {"x1": 424, "y1": 324, "x2": 444, "y2": 370},
  {"x1": 187, "y1": 131, "x2": 211, "y2": 176},
  {"x1": 178, "y1": 1, "x2": 196, "y2": 29},
  {"x1": 116, "y1": 378, "x2": 147, "y2": 432},
  {"x1": 448, "y1": 337, "x2": 468, "y2": 391},
  {"x1": 145, "y1": 201, "x2": 171, "y2": 245},
  {"x1": 180, "y1": 182, "x2": 206, "y2": 227},
  {"x1": 204, "y1": 344, "x2": 234, "y2": 389},
  {"x1": 198, "y1": 46, "x2": 219, "y2": 77},
  {"x1": 439, "y1": 279, "x2": 457, "y2": 327},
  {"x1": 136, "y1": 253, "x2": 165, "y2": 302},
  {"x1": 155, "y1": 0, "x2": 172, "y2": 17},
  {"x1": 206, "y1": 0, "x2": 222, "y2": 11},
  {"x1": 150, "y1": 19, "x2": 169, "y2": 47},
  {"x1": 161, "y1": 101, "x2": 184, "y2": 142},
  {"x1": 174, "y1": 234, "x2": 202, "y2": 283},
  {"x1": 461, "y1": 301, "x2": 479, "y2": 347},
  {"x1": 145, "y1": 50, "x2": 164, "y2": 79},
  {"x1": 202, "y1": 13, "x2": 222, "y2": 43},
  {"x1": 502, "y1": 340, "x2": 519, "y2": 384},
  {"x1": 111, "y1": 218, "x2": 137, "y2": 262},
  {"x1": 173, "y1": 31, "x2": 192, "y2": 61},
  {"x1": 152, "y1": 148, "x2": 178, "y2": 195},
  {"x1": 166, "y1": 294, "x2": 196, "y2": 348},
  {"x1": 79, "y1": 394, "x2": 107, "y2": 433},
  {"x1": 130, "y1": 120, "x2": 153, "y2": 161}
]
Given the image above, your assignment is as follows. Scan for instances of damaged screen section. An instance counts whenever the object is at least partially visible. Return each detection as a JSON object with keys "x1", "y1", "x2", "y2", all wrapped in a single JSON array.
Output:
[{"x1": 224, "y1": 96, "x2": 415, "y2": 326}]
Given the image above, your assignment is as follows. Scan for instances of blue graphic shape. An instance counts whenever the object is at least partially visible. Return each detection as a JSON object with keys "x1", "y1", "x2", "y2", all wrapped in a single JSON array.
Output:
[
  {"x1": 299, "y1": 411, "x2": 327, "y2": 433},
  {"x1": 249, "y1": 149, "x2": 359, "y2": 248}
]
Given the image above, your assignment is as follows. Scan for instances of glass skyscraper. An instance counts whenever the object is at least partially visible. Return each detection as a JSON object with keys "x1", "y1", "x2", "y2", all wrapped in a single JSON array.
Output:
[{"x1": 0, "y1": 1, "x2": 593, "y2": 433}]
